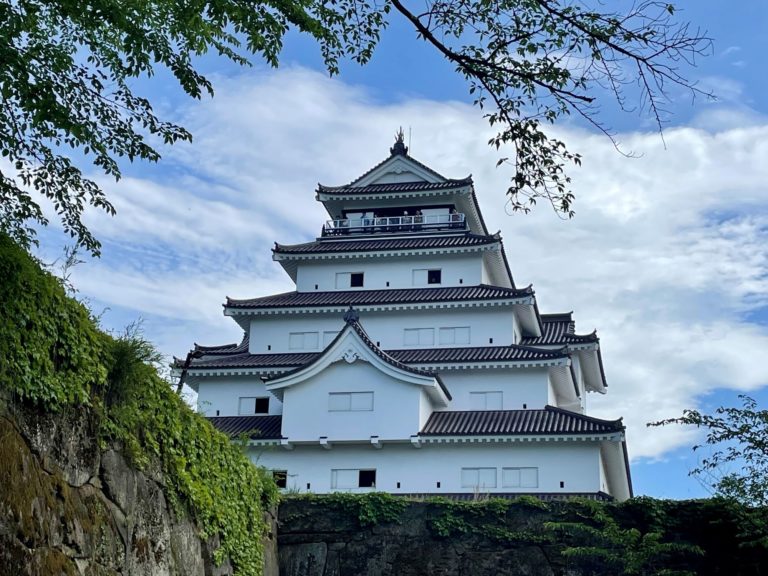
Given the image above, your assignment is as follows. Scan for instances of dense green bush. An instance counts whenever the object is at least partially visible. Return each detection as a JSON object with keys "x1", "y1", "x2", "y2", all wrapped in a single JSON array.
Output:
[{"x1": 0, "y1": 234, "x2": 278, "y2": 575}]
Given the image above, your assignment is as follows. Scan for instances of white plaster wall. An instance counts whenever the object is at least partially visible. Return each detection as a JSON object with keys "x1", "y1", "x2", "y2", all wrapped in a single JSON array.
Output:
[
  {"x1": 547, "y1": 374, "x2": 557, "y2": 406},
  {"x1": 196, "y1": 376, "x2": 283, "y2": 417},
  {"x1": 251, "y1": 441, "x2": 602, "y2": 495},
  {"x1": 440, "y1": 369, "x2": 550, "y2": 411},
  {"x1": 295, "y1": 254, "x2": 483, "y2": 292},
  {"x1": 248, "y1": 308, "x2": 517, "y2": 353},
  {"x1": 599, "y1": 451, "x2": 609, "y2": 494},
  {"x1": 280, "y1": 361, "x2": 424, "y2": 441},
  {"x1": 419, "y1": 390, "x2": 433, "y2": 429}
]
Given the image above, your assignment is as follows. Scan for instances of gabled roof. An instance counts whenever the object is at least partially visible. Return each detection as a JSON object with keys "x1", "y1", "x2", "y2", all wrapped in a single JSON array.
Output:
[
  {"x1": 325, "y1": 142, "x2": 450, "y2": 191},
  {"x1": 420, "y1": 406, "x2": 624, "y2": 436},
  {"x1": 273, "y1": 233, "x2": 499, "y2": 255},
  {"x1": 207, "y1": 415, "x2": 283, "y2": 439},
  {"x1": 225, "y1": 284, "x2": 533, "y2": 311},
  {"x1": 522, "y1": 313, "x2": 599, "y2": 345},
  {"x1": 264, "y1": 310, "x2": 452, "y2": 404},
  {"x1": 316, "y1": 178, "x2": 472, "y2": 196}
]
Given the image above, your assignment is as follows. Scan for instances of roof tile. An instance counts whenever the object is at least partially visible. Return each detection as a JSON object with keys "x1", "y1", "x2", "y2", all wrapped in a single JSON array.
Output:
[
  {"x1": 274, "y1": 234, "x2": 498, "y2": 255},
  {"x1": 420, "y1": 407, "x2": 623, "y2": 436},
  {"x1": 225, "y1": 284, "x2": 532, "y2": 310},
  {"x1": 207, "y1": 415, "x2": 283, "y2": 439}
]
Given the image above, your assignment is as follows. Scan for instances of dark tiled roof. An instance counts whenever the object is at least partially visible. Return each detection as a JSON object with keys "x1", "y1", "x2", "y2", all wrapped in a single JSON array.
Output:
[
  {"x1": 388, "y1": 345, "x2": 567, "y2": 364},
  {"x1": 317, "y1": 178, "x2": 473, "y2": 196},
  {"x1": 225, "y1": 284, "x2": 533, "y2": 310},
  {"x1": 194, "y1": 334, "x2": 249, "y2": 355},
  {"x1": 185, "y1": 345, "x2": 566, "y2": 371},
  {"x1": 188, "y1": 352, "x2": 320, "y2": 369},
  {"x1": 207, "y1": 415, "x2": 283, "y2": 439},
  {"x1": 420, "y1": 406, "x2": 623, "y2": 436},
  {"x1": 522, "y1": 313, "x2": 598, "y2": 345},
  {"x1": 274, "y1": 234, "x2": 498, "y2": 255}
]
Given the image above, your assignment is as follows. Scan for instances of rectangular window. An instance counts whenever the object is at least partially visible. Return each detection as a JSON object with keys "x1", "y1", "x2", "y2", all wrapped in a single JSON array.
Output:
[
  {"x1": 403, "y1": 328, "x2": 434, "y2": 346},
  {"x1": 255, "y1": 397, "x2": 270, "y2": 414},
  {"x1": 335, "y1": 272, "x2": 365, "y2": 288},
  {"x1": 328, "y1": 392, "x2": 374, "y2": 411},
  {"x1": 335, "y1": 272, "x2": 350, "y2": 288},
  {"x1": 438, "y1": 326, "x2": 470, "y2": 345},
  {"x1": 288, "y1": 331, "x2": 319, "y2": 350},
  {"x1": 239, "y1": 396, "x2": 271, "y2": 414},
  {"x1": 331, "y1": 469, "x2": 358, "y2": 489},
  {"x1": 502, "y1": 467, "x2": 539, "y2": 488},
  {"x1": 272, "y1": 470, "x2": 287, "y2": 489},
  {"x1": 461, "y1": 467, "x2": 497, "y2": 489},
  {"x1": 427, "y1": 269, "x2": 442, "y2": 284},
  {"x1": 330, "y1": 469, "x2": 377, "y2": 489},
  {"x1": 470, "y1": 391, "x2": 503, "y2": 410},
  {"x1": 358, "y1": 469, "x2": 376, "y2": 488},
  {"x1": 238, "y1": 397, "x2": 255, "y2": 415}
]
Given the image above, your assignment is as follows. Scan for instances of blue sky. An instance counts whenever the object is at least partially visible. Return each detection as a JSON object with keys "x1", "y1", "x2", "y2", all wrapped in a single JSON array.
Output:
[{"x1": 35, "y1": 1, "x2": 768, "y2": 500}]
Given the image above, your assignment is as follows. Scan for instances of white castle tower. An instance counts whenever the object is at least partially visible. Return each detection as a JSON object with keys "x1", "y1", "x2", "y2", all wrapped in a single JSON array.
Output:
[{"x1": 178, "y1": 132, "x2": 632, "y2": 500}]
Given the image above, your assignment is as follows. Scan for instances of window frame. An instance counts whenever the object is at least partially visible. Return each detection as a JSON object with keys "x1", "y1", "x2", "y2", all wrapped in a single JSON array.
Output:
[
  {"x1": 427, "y1": 269, "x2": 442, "y2": 284},
  {"x1": 470, "y1": 391, "x2": 503, "y2": 410},
  {"x1": 460, "y1": 467, "x2": 497, "y2": 489},
  {"x1": 328, "y1": 391, "x2": 374, "y2": 412},
  {"x1": 502, "y1": 467, "x2": 539, "y2": 488}
]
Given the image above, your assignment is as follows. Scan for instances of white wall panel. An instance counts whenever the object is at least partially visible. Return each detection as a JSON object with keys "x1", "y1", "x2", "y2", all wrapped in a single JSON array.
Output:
[
  {"x1": 251, "y1": 442, "x2": 602, "y2": 494},
  {"x1": 295, "y1": 254, "x2": 483, "y2": 292},
  {"x1": 196, "y1": 377, "x2": 283, "y2": 417}
]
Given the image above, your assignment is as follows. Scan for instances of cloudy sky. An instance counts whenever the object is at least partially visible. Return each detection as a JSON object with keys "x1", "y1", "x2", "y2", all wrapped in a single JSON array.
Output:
[{"x1": 35, "y1": 2, "x2": 768, "y2": 499}]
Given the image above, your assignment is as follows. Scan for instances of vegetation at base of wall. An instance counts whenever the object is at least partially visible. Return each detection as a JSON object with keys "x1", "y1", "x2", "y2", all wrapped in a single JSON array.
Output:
[
  {"x1": 546, "y1": 498, "x2": 704, "y2": 576},
  {"x1": 0, "y1": 233, "x2": 278, "y2": 575},
  {"x1": 287, "y1": 492, "x2": 408, "y2": 527},
  {"x1": 278, "y1": 495, "x2": 768, "y2": 575},
  {"x1": 426, "y1": 496, "x2": 551, "y2": 542}
]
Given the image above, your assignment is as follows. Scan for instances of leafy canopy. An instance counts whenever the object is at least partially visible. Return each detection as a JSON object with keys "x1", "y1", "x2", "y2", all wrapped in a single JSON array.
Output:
[
  {"x1": 650, "y1": 395, "x2": 768, "y2": 507},
  {"x1": 0, "y1": 0, "x2": 710, "y2": 254}
]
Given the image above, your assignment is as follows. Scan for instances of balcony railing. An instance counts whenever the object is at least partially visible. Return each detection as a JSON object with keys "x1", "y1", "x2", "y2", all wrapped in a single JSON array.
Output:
[{"x1": 322, "y1": 213, "x2": 466, "y2": 236}]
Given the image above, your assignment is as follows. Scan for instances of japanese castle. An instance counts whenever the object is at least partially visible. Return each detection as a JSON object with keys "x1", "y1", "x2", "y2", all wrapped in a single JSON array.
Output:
[{"x1": 178, "y1": 133, "x2": 632, "y2": 500}]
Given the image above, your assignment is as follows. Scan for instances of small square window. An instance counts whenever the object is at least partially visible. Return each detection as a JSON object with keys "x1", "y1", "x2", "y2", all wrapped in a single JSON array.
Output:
[
  {"x1": 359, "y1": 469, "x2": 376, "y2": 488},
  {"x1": 272, "y1": 470, "x2": 287, "y2": 488},
  {"x1": 255, "y1": 397, "x2": 269, "y2": 414},
  {"x1": 427, "y1": 269, "x2": 442, "y2": 284},
  {"x1": 350, "y1": 272, "x2": 364, "y2": 287}
]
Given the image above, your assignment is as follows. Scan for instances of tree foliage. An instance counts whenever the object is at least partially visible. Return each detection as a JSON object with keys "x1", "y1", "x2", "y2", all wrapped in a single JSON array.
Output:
[
  {"x1": 650, "y1": 395, "x2": 768, "y2": 507},
  {"x1": 546, "y1": 499, "x2": 703, "y2": 576},
  {"x1": 1, "y1": 0, "x2": 710, "y2": 254}
]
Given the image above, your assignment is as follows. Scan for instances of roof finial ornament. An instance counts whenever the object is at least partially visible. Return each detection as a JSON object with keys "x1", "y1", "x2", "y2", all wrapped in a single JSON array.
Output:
[
  {"x1": 343, "y1": 305, "x2": 360, "y2": 324},
  {"x1": 390, "y1": 127, "x2": 408, "y2": 156}
]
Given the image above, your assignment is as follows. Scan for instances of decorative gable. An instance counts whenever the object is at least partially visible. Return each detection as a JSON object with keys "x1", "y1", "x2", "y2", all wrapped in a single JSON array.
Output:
[{"x1": 265, "y1": 314, "x2": 450, "y2": 408}]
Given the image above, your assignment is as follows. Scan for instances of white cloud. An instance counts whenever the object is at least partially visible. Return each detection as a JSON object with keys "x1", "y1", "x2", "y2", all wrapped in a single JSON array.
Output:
[{"x1": 48, "y1": 66, "x2": 768, "y2": 463}]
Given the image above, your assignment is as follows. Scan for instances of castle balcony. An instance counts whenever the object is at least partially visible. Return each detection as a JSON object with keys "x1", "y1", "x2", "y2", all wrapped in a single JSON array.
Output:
[{"x1": 322, "y1": 213, "x2": 467, "y2": 236}]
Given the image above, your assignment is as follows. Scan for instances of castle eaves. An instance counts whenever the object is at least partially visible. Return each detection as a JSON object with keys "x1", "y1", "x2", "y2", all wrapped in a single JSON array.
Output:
[
  {"x1": 420, "y1": 406, "x2": 624, "y2": 436},
  {"x1": 225, "y1": 284, "x2": 533, "y2": 311}
]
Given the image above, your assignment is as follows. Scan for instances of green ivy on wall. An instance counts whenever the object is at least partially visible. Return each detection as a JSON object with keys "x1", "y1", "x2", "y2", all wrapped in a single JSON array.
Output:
[{"x1": 0, "y1": 234, "x2": 278, "y2": 576}]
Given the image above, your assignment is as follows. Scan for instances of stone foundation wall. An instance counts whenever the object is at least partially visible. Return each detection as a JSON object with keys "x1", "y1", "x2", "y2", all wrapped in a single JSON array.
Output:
[{"x1": 0, "y1": 399, "x2": 278, "y2": 576}]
